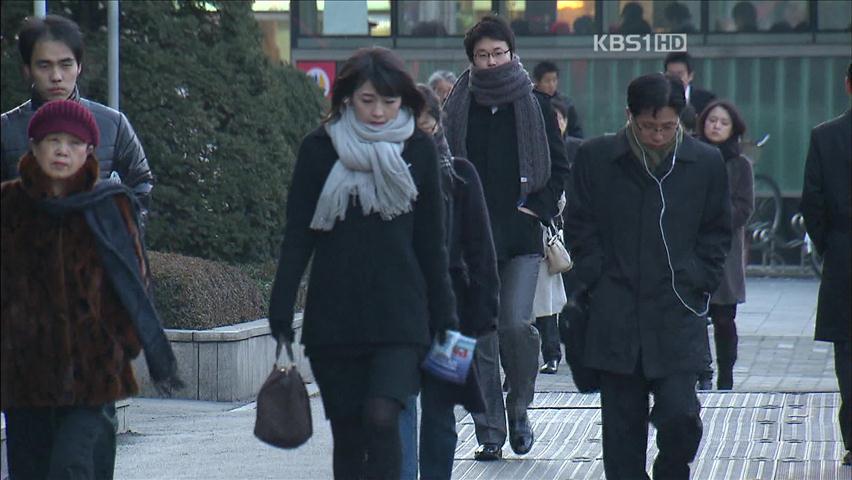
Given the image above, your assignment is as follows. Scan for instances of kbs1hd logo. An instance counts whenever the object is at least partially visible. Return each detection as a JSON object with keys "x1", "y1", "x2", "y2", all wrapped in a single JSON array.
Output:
[{"x1": 594, "y1": 34, "x2": 687, "y2": 53}]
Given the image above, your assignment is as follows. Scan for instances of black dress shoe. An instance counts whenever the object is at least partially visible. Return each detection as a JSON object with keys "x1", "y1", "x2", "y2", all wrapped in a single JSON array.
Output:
[
  {"x1": 508, "y1": 418, "x2": 534, "y2": 455},
  {"x1": 473, "y1": 444, "x2": 502, "y2": 461},
  {"x1": 539, "y1": 360, "x2": 559, "y2": 374},
  {"x1": 697, "y1": 379, "x2": 713, "y2": 391}
]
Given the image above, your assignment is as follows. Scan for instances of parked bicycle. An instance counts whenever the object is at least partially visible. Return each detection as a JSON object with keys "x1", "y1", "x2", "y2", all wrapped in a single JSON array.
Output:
[{"x1": 743, "y1": 133, "x2": 822, "y2": 277}]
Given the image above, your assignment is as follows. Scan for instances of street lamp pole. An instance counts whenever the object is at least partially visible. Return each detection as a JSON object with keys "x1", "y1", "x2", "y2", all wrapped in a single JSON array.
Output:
[
  {"x1": 33, "y1": 0, "x2": 46, "y2": 17},
  {"x1": 108, "y1": 0, "x2": 120, "y2": 110}
]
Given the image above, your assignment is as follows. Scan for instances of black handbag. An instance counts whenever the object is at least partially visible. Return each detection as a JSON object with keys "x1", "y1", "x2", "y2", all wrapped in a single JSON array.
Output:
[{"x1": 254, "y1": 341, "x2": 313, "y2": 449}]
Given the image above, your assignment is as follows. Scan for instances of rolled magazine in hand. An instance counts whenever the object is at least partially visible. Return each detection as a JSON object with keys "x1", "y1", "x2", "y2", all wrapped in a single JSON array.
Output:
[{"x1": 421, "y1": 330, "x2": 477, "y2": 385}]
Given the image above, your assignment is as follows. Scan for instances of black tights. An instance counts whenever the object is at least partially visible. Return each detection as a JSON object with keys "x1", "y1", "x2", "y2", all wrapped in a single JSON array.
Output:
[
  {"x1": 710, "y1": 304, "x2": 738, "y2": 389},
  {"x1": 329, "y1": 397, "x2": 402, "y2": 480}
]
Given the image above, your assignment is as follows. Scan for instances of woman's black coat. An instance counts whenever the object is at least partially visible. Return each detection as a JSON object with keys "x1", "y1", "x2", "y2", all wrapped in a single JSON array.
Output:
[
  {"x1": 704, "y1": 148, "x2": 753, "y2": 306},
  {"x1": 432, "y1": 157, "x2": 499, "y2": 414},
  {"x1": 800, "y1": 109, "x2": 851, "y2": 343},
  {"x1": 564, "y1": 130, "x2": 732, "y2": 378},
  {"x1": 268, "y1": 126, "x2": 458, "y2": 352},
  {"x1": 446, "y1": 158, "x2": 500, "y2": 337}
]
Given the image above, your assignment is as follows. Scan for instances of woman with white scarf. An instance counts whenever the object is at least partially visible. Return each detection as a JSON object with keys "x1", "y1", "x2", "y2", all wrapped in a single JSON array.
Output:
[{"x1": 268, "y1": 47, "x2": 458, "y2": 479}]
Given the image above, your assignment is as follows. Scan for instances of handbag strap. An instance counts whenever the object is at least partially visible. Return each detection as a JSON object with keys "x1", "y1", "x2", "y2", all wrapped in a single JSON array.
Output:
[
  {"x1": 551, "y1": 211, "x2": 564, "y2": 230},
  {"x1": 275, "y1": 340, "x2": 296, "y2": 367},
  {"x1": 547, "y1": 221, "x2": 561, "y2": 238}
]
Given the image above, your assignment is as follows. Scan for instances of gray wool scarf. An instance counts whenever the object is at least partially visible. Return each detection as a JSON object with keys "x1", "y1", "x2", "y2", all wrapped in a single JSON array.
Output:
[
  {"x1": 310, "y1": 106, "x2": 417, "y2": 231},
  {"x1": 443, "y1": 56, "x2": 551, "y2": 196}
]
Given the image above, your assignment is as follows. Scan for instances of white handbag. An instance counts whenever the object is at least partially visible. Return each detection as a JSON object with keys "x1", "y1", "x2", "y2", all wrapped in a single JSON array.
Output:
[
  {"x1": 544, "y1": 223, "x2": 573, "y2": 275},
  {"x1": 534, "y1": 253, "x2": 568, "y2": 318}
]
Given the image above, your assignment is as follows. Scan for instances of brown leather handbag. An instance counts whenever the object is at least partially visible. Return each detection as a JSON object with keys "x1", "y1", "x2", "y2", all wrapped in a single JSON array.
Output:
[{"x1": 254, "y1": 341, "x2": 312, "y2": 449}]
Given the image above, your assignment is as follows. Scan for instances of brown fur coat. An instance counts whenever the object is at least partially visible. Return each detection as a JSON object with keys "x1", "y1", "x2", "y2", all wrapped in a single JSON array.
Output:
[{"x1": 1, "y1": 153, "x2": 142, "y2": 408}]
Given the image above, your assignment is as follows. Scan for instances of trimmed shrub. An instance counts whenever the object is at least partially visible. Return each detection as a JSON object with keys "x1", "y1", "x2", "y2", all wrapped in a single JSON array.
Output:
[
  {"x1": 235, "y1": 259, "x2": 310, "y2": 318},
  {"x1": 149, "y1": 250, "x2": 265, "y2": 330}
]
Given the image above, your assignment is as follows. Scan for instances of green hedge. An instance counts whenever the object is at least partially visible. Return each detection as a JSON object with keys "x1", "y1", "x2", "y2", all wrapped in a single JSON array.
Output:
[
  {"x1": 1, "y1": 0, "x2": 326, "y2": 264},
  {"x1": 149, "y1": 251, "x2": 307, "y2": 330},
  {"x1": 149, "y1": 251, "x2": 265, "y2": 330}
]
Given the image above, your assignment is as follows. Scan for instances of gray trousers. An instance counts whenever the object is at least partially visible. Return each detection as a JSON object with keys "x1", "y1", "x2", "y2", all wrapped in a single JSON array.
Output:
[{"x1": 471, "y1": 254, "x2": 541, "y2": 445}]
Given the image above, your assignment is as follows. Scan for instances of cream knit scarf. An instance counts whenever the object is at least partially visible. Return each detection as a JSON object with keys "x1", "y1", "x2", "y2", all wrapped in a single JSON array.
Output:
[{"x1": 310, "y1": 106, "x2": 417, "y2": 231}]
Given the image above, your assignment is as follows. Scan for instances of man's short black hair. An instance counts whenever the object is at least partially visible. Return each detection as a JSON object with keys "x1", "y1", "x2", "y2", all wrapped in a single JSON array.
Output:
[
  {"x1": 18, "y1": 14, "x2": 84, "y2": 66},
  {"x1": 464, "y1": 14, "x2": 515, "y2": 63},
  {"x1": 664, "y1": 51, "x2": 693, "y2": 74},
  {"x1": 533, "y1": 61, "x2": 559, "y2": 82},
  {"x1": 627, "y1": 73, "x2": 686, "y2": 117}
]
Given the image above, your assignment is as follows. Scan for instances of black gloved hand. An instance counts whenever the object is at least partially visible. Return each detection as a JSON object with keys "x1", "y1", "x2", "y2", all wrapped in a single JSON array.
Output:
[
  {"x1": 436, "y1": 316, "x2": 460, "y2": 345},
  {"x1": 436, "y1": 328, "x2": 449, "y2": 346}
]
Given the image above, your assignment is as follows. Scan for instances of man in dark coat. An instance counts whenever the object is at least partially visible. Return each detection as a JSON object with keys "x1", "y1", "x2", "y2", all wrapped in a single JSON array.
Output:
[
  {"x1": 564, "y1": 73, "x2": 731, "y2": 480},
  {"x1": 1, "y1": 15, "x2": 153, "y2": 226},
  {"x1": 800, "y1": 63, "x2": 852, "y2": 466},
  {"x1": 664, "y1": 52, "x2": 716, "y2": 133},
  {"x1": 443, "y1": 15, "x2": 570, "y2": 460},
  {"x1": 532, "y1": 60, "x2": 584, "y2": 139}
]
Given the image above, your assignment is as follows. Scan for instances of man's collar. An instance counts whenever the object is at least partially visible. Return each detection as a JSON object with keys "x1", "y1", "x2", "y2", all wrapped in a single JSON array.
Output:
[{"x1": 31, "y1": 85, "x2": 81, "y2": 110}]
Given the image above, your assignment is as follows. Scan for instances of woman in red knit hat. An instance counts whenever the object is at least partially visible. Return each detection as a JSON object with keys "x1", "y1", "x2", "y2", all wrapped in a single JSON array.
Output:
[{"x1": 1, "y1": 99, "x2": 181, "y2": 479}]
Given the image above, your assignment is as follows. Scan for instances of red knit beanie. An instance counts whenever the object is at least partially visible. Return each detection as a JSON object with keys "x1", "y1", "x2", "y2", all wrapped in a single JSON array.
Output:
[{"x1": 28, "y1": 99, "x2": 100, "y2": 147}]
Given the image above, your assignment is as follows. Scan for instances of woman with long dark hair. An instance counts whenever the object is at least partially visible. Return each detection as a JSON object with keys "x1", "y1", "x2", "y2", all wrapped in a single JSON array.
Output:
[
  {"x1": 696, "y1": 100, "x2": 755, "y2": 390},
  {"x1": 267, "y1": 47, "x2": 458, "y2": 479}
]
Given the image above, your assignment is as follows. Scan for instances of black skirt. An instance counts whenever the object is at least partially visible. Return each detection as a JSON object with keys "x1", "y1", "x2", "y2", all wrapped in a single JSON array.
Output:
[{"x1": 308, "y1": 344, "x2": 426, "y2": 420}]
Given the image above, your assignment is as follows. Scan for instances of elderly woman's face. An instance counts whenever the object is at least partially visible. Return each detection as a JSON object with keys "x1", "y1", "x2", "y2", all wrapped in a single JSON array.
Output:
[
  {"x1": 434, "y1": 79, "x2": 453, "y2": 101},
  {"x1": 31, "y1": 131, "x2": 92, "y2": 181}
]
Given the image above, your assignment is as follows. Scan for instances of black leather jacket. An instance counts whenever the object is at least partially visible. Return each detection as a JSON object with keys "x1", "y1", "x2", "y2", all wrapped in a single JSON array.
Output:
[{"x1": 1, "y1": 88, "x2": 153, "y2": 225}]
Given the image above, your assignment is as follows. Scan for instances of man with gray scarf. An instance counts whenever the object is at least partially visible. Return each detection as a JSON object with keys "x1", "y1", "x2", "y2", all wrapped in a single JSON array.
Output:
[{"x1": 443, "y1": 14, "x2": 570, "y2": 461}]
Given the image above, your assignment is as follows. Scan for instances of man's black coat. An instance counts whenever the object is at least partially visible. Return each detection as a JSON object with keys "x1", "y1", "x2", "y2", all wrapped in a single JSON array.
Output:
[
  {"x1": 564, "y1": 129, "x2": 732, "y2": 378},
  {"x1": 800, "y1": 109, "x2": 851, "y2": 343}
]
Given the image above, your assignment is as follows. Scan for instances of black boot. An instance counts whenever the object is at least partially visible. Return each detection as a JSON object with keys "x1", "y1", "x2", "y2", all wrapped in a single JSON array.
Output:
[{"x1": 715, "y1": 335, "x2": 738, "y2": 390}]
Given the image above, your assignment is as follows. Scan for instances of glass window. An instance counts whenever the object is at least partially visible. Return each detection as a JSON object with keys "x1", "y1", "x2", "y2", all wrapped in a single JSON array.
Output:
[
  {"x1": 253, "y1": 2, "x2": 291, "y2": 63},
  {"x1": 500, "y1": 0, "x2": 597, "y2": 35},
  {"x1": 604, "y1": 1, "x2": 700, "y2": 34},
  {"x1": 817, "y1": 0, "x2": 851, "y2": 31},
  {"x1": 397, "y1": 1, "x2": 493, "y2": 36},
  {"x1": 298, "y1": 0, "x2": 391, "y2": 37},
  {"x1": 708, "y1": 1, "x2": 810, "y2": 33}
]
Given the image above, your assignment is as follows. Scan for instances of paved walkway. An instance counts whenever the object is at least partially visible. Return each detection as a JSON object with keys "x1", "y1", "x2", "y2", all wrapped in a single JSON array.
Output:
[
  {"x1": 453, "y1": 392, "x2": 846, "y2": 479},
  {"x1": 101, "y1": 278, "x2": 850, "y2": 478}
]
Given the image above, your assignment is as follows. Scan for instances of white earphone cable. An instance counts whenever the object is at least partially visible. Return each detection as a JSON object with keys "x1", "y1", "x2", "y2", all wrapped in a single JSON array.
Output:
[{"x1": 631, "y1": 121, "x2": 710, "y2": 318}]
